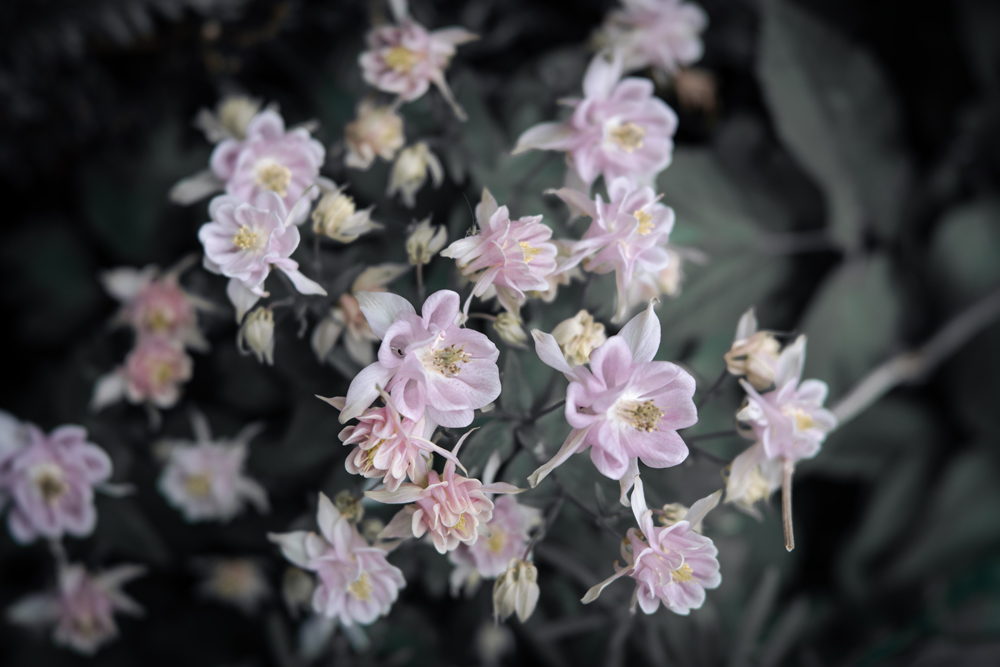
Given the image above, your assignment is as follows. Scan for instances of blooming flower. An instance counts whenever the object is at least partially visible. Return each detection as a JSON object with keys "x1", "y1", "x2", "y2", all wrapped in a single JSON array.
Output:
[
  {"x1": 6, "y1": 562, "x2": 145, "y2": 655},
  {"x1": 492, "y1": 559, "x2": 540, "y2": 623},
  {"x1": 551, "y1": 310, "x2": 607, "y2": 367},
  {"x1": 724, "y1": 307, "x2": 781, "y2": 391},
  {"x1": 344, "y1": 99, "x2": 406, "y2": 170},
  {"x1": 596, "y1": 0, "x2": 708, "y2": 75},
  {"x1": 238, "y1": 307, "x2": 275, "y2": 365},
  {"x1": 370, "y1": 433, "x2": 523, "y2": 554},
  {"x1": 193, "y1": 557, "x2": 271, "y2": 614},
  {"x1": 406, "y1": 216, "x2": 448, "y2": 265},
  {"x1": 527, "y1": 240, "x2": 585, "y2": 303},
  {"x1": 194, "y1": 94, "x2": 264, "y2": 143},
  {"x1": 359, "y1": 0, "x2": 477, "y2": 119},
  {"x1": 622, "y1": 244, "x2": 703, "y2": 309},
  {"x1": 582, "y1": 475, "x2": 720, "y2": 615},
  {"x1": 209, "y1": 109, "x2": 325, "y2": 224},
  {"x1": 513, "y1": 50, "x2": 678, "y2": 188},
  {"x1": 92, "y1": 336, "x2": 193, "y2": 412},
  {"x1": 311, "y1": 185, "x2": 383, "y2": 243},
  {"x1": 441, "y1": 188, "x2": 558, "y2": 316},
  {"x1": 338, "y1": 289, "x2": 501, "y2": 428},
  {"x1": 529, "y1": 301, "x2": 696, "y2": 504},
  {"x1": 158, "y1": 413, "x2": 268, "y2": 523},
  {"x1": 199, "y1": 191, "x2": 327, "y2": 321},
  {"x1": 387, "y1": 142, "x2": 444, "y2": 208},
  {"x1": 0, "y1": 422, "x2": 111, "y2": 544},
  {"x1": 269, "y1": 493, "x2": 406, "y2": 626}
]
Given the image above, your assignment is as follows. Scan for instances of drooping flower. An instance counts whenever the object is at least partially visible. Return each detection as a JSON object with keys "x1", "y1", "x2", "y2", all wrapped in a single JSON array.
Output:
[
  {"x1": 193, "y1": 557, "x2": 271, "y2": 614},
  {"x1": 238, "y1": 307, "x2": 276, "y2": 365},
  {"x1": 406, "y1": 216, "x2": 448, "y2": 265},
  {"x1": 158, "y1": 413, "x2": 268, "y2": 523},
  {"x1": 551, "y1": 310, "x2": 607, "y2": 367},
  {"x1": 199, "y1": 191, "x2": 327, "y2": 321},
  {"x1": 493, "y1": 312, "x2": 529, "y2": 347},
  {"x1": 268, "y1": 493, "x2": 406, "y2": 626},
  {"x1": 92, "y1": 336, "x2": 193, "y2": 412},
  {"x1": 595, "y1": 0, "x2": 708, "y2": 75},
  {"x1": 359, "y1": 0, "x2": 477, "y2": 119},
  {"x1": 441, "y1": 188, "x2": 558, "y2": 316},
  {"x1": 583, "y1": 475, "x2": 720, "y2": 615},
  {"x1": 492, "y1": 559, "x2": 540, "y2": 623},
  {"x1": 338, "y1": 289, "x2": 501, "y2": 428},
  {"x1": 6, "y1": 562, "x2": 145, "y2": 655},
  {"x1": 513, "y1": 50, "x2": 678, "y2": 188},
  {"x1": 344, "y1": 99, "x2": 406, "y2": 170},
  {"x1": 311, "y1": 185, "x2": 383, "y2": 243},
  {"x1": 0, "y1": 423, "x2": 111, "y2": 544},
  {"x1": 723, "y1": 442, "x2": 782, "y2": 520},
  {"x1": 724, "y1": 307, "x2": 781, "y2": 391},
  {"x1": 529, "y1": 301, "x2": 696, "y2": 504},
  {"x1": 387, "y1": 142, "x2": 444, "y2": 208}
]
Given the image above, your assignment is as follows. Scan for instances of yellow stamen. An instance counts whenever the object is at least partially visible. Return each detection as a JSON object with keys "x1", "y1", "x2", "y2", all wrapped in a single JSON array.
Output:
[
  {"x1": 794, "y1": 410, "x2": 816, "y2": 431},
  {"x1": 184, "y1": 473, "x2": 213, "y2": 498},
  {"x1": 146, "y1": 309, "x2": 173, "y2": 332},
  {"x1": 608, "y1": 122, "x2": 645, "y2": 153},
  {"x1": 256, "y1": 162, "x2": 292, "y2": 197},
  {"x1": 519, "y1": 241, "x2": 541, "y2": 263},
  {"x1": 486, "y1": 528, "x2": 507, "y2": 554},
  {"x1": 362, "y1": 441, "x2": 384, "y2": 473},
  {"x1": 427, "y1": 345, "x2": 471, "y2": 378},
  {"x1": 617, "y1": 399, "x2": 664, "y2": 432},
  {"x1": 36, "y1": 471, "x2": 68, "y2": 505},
  {"x1": 347, "y1": 572, "x2": 373, "y2": 601},
  {"x1": 454, "y1": 514, "x2": 468, "y2": 534},
  {"x1": 671, "y1": 563, "x2": 694, "y2": 583},
  {"x1": 154, "y1": 363, "x2": 174, "y2": 386},
  {"x1": 232, "y1": 225, "x2": 259, "y2": 250},
  {"x1": 384, "y1": 46, "x2": 419, "y2": 73},
  {"x1": 633, "y1": 209, "x2": 654, "y2": 235}
]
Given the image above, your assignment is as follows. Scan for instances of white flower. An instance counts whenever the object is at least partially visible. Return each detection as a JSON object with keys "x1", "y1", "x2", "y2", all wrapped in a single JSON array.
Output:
[
  {"x1": 238, "y1": 307, "x2": 275, "y2": 365},
  {"x1": 405, "y1": 216, "x2": 448, "y2": 265},
  {"x1": 492, "y1": 559, "x2": 539, "y2": 623},
  {"x1": 312, "y1": 185, "x2": 383, "y2": 243},
  {"x1": 493, "y1": 312, "x2": 529, "y2": 347},
  {"x1": 388, "y1": 143, "x2": 444, "y2": 208},
  {"x1": 551, "y1": 310, "x2": 607, "y2": 367}
]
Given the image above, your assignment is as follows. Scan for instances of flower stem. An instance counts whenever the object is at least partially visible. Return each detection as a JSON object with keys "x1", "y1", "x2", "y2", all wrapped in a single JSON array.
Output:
[
  {"x1": 416, "y1": 262, "x2": 425, "y2": 307},
  {"x1": 695, "y1": 369, "x2": 729, "y2": 411},
  {"x1": 782, "y1": 459, "x2": 795, "y2": 552}
]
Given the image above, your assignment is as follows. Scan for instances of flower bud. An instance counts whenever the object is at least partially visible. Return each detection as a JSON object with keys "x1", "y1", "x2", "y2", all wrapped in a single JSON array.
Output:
[
  {"x1": 405, "y1": 216, "x2": 448, "y2": 265},
  {"x1": 311, "y1": 308, "x2": 345, "y2": 364},
  {"x1": 492, "y1": 559, "x2": 539, "y2": 623},
  {"x1": 311, "y1": 187, "x2": 382, "y2": 243},
  {"x1": 552, "y1": 310, "x2": 607, "y2": 367},
  {"x1": 344, "y1": 99, "x2": 405, "y2": 170},
  {"x1": 334, "y1": 490, "x2": 365, "y2": 524},
  {"x1": 388, "y1": 142, "x2": 444, "y2": 208},
  {"x1": 281, "y1": 566, "x2": 315, "y2": 617},
  {"x1": 237, "y1": 307, "x2": 275, "y2": 365},
  {"x1": 195, "y1": 94, "x2": 262, "y2": 142},
  {"x1": 493, "y1": 312, "x2": 528, "y2": 347},
  {"x1": 724, "y1": 308, "x2": 780, "y2": 390},
  {"x1": 361, "y1": 517, "x2": 385, "y2": 543},
  {"x1": 657, "y1": 503, "x2": 688, "y2": 527}
]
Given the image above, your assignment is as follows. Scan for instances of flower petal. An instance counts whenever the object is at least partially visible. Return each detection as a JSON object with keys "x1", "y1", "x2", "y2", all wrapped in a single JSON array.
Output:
[
  {"x1": 528, "y1": 428, "x2": 588, "y2": 488},
  {"x1": 279, "y1": 266, "x2": 328, "y2": 296},
  {"x1": 683, "y1": 489, "x2": 722, "y2": 529},
  {"x1": 340, "y1": 362, "x2": 397, "y2": 423},
  {"x1": 532, "y1": 330, "x2": 573, "y2": 373},
  {"x1": 618, "y1": 299, "x2": 661, "y2": 363}
]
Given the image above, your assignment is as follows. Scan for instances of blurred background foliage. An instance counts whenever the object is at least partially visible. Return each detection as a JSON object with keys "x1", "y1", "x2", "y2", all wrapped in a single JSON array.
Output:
[{"x1": 2, "y1": 0, "x2": 1000, "y2": 665}]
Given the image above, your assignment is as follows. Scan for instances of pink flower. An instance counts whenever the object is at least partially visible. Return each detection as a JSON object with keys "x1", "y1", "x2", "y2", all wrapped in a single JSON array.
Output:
[
  {"x1": 199, "y1": 191, "x2": 327, "y2": 321},
  {"x1": 158, "y1": 413, "x2": 268, "y2": 523},
  {"x1": 0, "y1": 423, "x2": 112, "y2": 544},
  {"x1": 269, "y1": 493, "x2": 405, "y2": 626},
  {"x1": 338, "y1": 290, "x2": 501, "y2": 428},
  {"x1": 551, "y1": 177, "x2": 675, "y2": 322},
  {"x1": 359, "y1": 0, "x2": 477, "y2": 120},
  {"x1": 513, "y1": 51, "x2": 678, "y2": 188},
  {"x1": 7, "y1": 561, "x2": 145, "y2": 655},
  {"x1": 441, "y1": 188, "x2": 558, "y2": 317},
  {"x1": 736, "y1": 336, "x2": 837, "y2": 464},
  {"x1": 529, "y1": 301, "x2": 696, "y2": 503},
  {"x1": 583, "y1": 475, "x2": 720, "y2": 615},
  {"x1": 597, "y1": 0, "x2": 708, "y2": 75},
  {"x1": 210, "y1": 110, "x2": 324, "y2": 224},
  {"x1": 344, "y1": 99, "x2": 406, "y2": 170},
  {"x1": 370, "y1": 433, "x2": 523, "y2": 554}
]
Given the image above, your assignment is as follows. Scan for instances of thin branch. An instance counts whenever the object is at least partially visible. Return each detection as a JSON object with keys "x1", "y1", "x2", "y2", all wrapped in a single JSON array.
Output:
[
  {"x1": 533, "y1": 399, "x2": 566, "y2": 420},
  {"x1": 696, "y1": 369, "x2": 729, "y2": 411},
  {"x1": 415, "y1": 262, "x2": 425, "y2": 307},
  {"x1": 686, "y1": 429, "x2": 738, "y2": 443}
]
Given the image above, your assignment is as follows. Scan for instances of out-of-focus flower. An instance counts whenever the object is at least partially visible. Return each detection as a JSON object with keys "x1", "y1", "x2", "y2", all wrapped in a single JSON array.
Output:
[
  {"x1": 238, "y1": 307, "x2": 275, "y2": 365},
  {"x1": 674, "y1": 67, "x2": 717, "y2": 113},
  {"x1": 583, "y1": 475, "x2": 720, "y2": 614},
  {"x1": 312, "y1": 185, "x2": 383, "y2": 243},
  {"x1": 551, "y1": 310, "x2": 607, "y2": 367},
  {"x1": 405, "y1": 216, "x2": 448, "y2": 265},
  {"x1": 493, "y1": 312, "x2": 529, "y2": 347},
  {"x1": 359, "y1": 0, "x2": 477, "y2": 119},
  {"x1": 311, "y1": 263, "x2": 409, "y2": 368},
  {"x1": 529, "y1": 301, "x2": 696, "y2": 504},
  {"x1": 387, "y1": 142, "x2": 444, "y2": 208},
  {"x1": 158, "y1": 413, "x2": 268, "y2": 523},
  {"x1": 6, "y1": 562, "x2": 145, "y2": 655},
  {"x1": 92, "y1": 337, "x2": 193, "y2": 412},
  {"x1": 595, "y1": 0, "x2": 708, "y2": 75},
  {"x1": 492, "y1": 559, "x2": 540, "y2": 623},
  {"x1": 334, "y1": 490, "x2": 365, "y2": 524},
  {"x1": 0, "y1": 422, "x2": 111, "y2": 544},
  {"x1": 623, "y1": 244, "x2": 704, "y2": 311},
  {"x1": 194, "y1": 557, "x2": 270, "y2": 614},
  {"x1": 194, "y1": 94, "x2": 264, "y2": 143},
  {"x1": 442, "y1": 188, "x2": 558, "y2": 316},
  {"x1": 210, "y1": 110, "x2": 325, "y2": 224},
  {"x1": 514, "y1": 50, "x2": 678, "y2": 188},
  {"x1": 344, "y1": 99, "x2": 406, "y2": 170},
  {"x1": 269, "y1": 493, "x2": 406, "y2": 626},
  {"x1": 723, "y1": 443, "x2": 782, "y2": 519},
  {"x1": 282, "y1": 566, "x2": 315, "y2": 617},
  {"x1": 528, "y1": 240, "x2": 585, "y2": 303},
  {"x1": 724, "y1": 307, "x2": 781, "y2": 391},
  {"x1": 100, "y1": 261, "x2": 212, "y2": 351},
  {"x1": 338, "y1": 289, "x2": 501, "y2": 428},
  {"x1": 199, "y1": 191, "x2": 326, "y2": 321},
  {"x1": 371, "y1": 432, "x2": 522, "y2": 554},
  {"x1": 475, "y1": 621, "x2": 515, "y2": 667}
]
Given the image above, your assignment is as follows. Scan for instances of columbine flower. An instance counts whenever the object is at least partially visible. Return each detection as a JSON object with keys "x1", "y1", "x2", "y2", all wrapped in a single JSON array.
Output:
[
  {"x1": 595, "y1": 0, "x2": 708, "y2": 75},
  {"x1": 209, "y1": 109, "x2": 324, "y2": 224},
  {"x1": 269, "y1": 493, "x2": 405, "y2": 626},
  {"x1": 387, "y1": 142, "x2": 444, "y2": 208},
  {"x1": 724, "y1": 307, "x2": 781, "y2": 391},
  {"x1": 551, "y1": 310, "x2": 607, "y2": 367},
  {"x1": 493, "y1": 312, "x2": 529, "y2": 347},
  {"x1": 158, "y1": 413, "x2": 268, "y2": 523},
  {"x1": 551, "y1": 177, "x2": 675, "y2": 323},
  {"x1": 311, "y1": 264, "x2": 409, "y2": 368},
  {"x1": 0, "y1": 423, "x2": 111, "y2": 544},
  {"x1": 7, "y1": 562, "x2": 145, "y2": 655},
  {"x1": 583, "y1": 475, "x2": 720, "y2": 614},
  {"x1": 441, "y1": 188, "x2": 558, "y2": 316},
  {"x1": 359, "y1": 0, "x2": 477, "y2": 119},
  {"x1": 492, "y1": 559, "x2": 540, "y2": 623},
  {"x1": 622, "y1": 244, "x2": 703, "y2": 310},
  {"x1": 372, "y1": 434, "x2": 522, "y2": 554},
  {"x1": 238, "y1": 307, "x2": 275, "y2": 365},
  {"x1": 405, "y1": 216, "x2": 448, "y2": 265},
  {"x1": 194, "y1": 94, "x2": 264, "y2": 143},
  {"x1": 194, "y1": 557, "x2": 271, "y2": 614},
  {"x1": 311, "y1": 185, "x2": 383, "y2": 243},
  {"x1": 99, "y1": 260, "x2": 211, "y2": 351},
  {"x1": 528, "y1": 240, "x2": 585, "y2": 303},
  {"x1": 91, "y1": 336, "x2": 193, "y2": 412},
  {"x1": 344, "y1": 99, "x2": 406, "y2": 170},
  {"x1": 529, "y1": 301, "x2": 696, "y2": 504},
  {"x1": 338, "y1": 289, "x2": 501, "y2": 428},
  {"x1": 513, "y1": 50, "x2": 678, "y2": 188},
  {"x1": 723, "y1": 443, "x2": 782, "y2": 520},
  {"x1": 199, "y1": 191, "x2": 327, "y2": 321}
]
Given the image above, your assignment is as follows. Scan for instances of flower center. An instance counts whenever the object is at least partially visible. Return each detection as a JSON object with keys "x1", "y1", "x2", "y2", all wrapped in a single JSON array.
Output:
[
  {"x1": 184, "y1": 473, "x2": 213, "y2": 498},
  {"x1": 453, "y1": 514, "x2": 470, "y2": 534},
  {"x1": 146, "y1": 308, "x2": 174, "y2": 332},
  {"x1": 486, "y1": 528, "x2": 507, "y2": 554},
  {"x1": 255, "y1": 161, "x2": 292, "y2": 197},
  {"x1": 608, "y1": 122, "x2": 645, "y2": 153},
  {"x1": 362, "y1": 440, "x2": 384, "y2": 473},
  {"x1": 384, "y1": 46, "x2": 419, "y2": 73},
  {"x1": 616, "y1": 399, "x2": 664, "y2": 432},
  {"x1": 426, "y1": 344, "x2": 471, "y2": 378},
  {"x1": 671, "y1": 563, "x2": 694, "y2": 583},
  {"x1": 519, "y1": 241, "x2": 541, "y2": 263},
  {"x1": 153, "y1": 362, "x2": 174, "y2": 386},
  {"x1": 794, "y1": 409, "x2": 815, "y2": 431},
  {"x1": 232, "y1": 225, "x2": 261, "y2": 251},
  {"x1": 633, "y1": 209, "x2": 654, "y2": 234},
  {"x1": 33, "y1": 466, "x2": 68, "y2": 505},
  {"x1": 73, "y1": 613, "x2": 99, "y2": 640},
  {"x1": 348, "y1": 571, "x2": 373, "y2": 601}
]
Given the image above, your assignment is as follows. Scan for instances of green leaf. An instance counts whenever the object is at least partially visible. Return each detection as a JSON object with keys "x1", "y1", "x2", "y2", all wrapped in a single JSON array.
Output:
[
  {"x1": 930, "y1": 197, "x2": 1000, "y2": 306},
  {"x1": 92, "y1": 497, "x2": 171, "y2": 565},
  {"x1": 501, "y1": 350, "x2": 532, "y2": 414}
]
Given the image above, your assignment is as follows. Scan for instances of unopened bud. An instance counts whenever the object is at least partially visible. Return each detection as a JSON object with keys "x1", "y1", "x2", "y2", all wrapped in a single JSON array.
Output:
[
  {"x1": 281, "y1": 567, "x2": 315, "y2": 617},
  {"x1": 334, "y1": 490, "x2": 365, "y2": 523},
  {"x1": 388, "y1": 142, "x2": 444, "y2": 208},
  {"x1": 195, "y1": 95, "x2": 263, "y2": 143},
  {"x1": 405, "y1": 216, "x2": 448, "y2": 265},
  {"x1": 493, "y1": 312, "x2": 528, "y2": 346},
  {"x1": 725, "y1": 307, "x2": 780, "y2": 390},
  {"x1": 312, "y1": 187, "x2": 382, "y2": 243},
  {"x1": 237, "y1": 307, "x2": 275, "y2": 365},
  {"x1": 361, "y1": 518, "x2": 385, "y2": 543},
  {"x1": 311, "y1": 308, "x2": 345, "y2": 364},
  {"x1": 492, "y1": 559, "x2": 539, "y2": 623},
  {"x1": 657, "y1": 503, "x2": 688, "y2": 527},
  {"x1": 552, "y1": 310, "x2": 607, "y2": 367}
]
